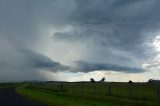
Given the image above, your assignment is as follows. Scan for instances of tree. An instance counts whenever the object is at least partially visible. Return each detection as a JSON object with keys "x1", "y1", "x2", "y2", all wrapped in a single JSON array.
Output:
[
  {"x1": 148, "y1": 79, "x2": 153, "y2": 84},
  {"x1": 99, "y1": 77, "x2": 105, "y2": 82},
  {"x1": 128, "y1": 80, "x2": 133, "y2": 84},
  {"x1": 90, "y1": 78, "x2": 95, "y2": 83}
]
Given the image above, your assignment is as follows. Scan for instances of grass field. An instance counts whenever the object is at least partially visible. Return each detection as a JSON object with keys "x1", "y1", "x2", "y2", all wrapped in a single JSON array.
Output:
[{"x1": 15, "y1": 82, "x2": 160, "y2": 106}]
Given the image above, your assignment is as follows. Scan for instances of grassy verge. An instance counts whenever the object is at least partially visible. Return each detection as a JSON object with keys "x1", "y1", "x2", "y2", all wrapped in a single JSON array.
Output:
[
  {"x1": 16, "y1": 87, "x2": 156, "y2": 106},
  {"x1": 16, "y1": 87, "x2": 118, "y2": 106}
]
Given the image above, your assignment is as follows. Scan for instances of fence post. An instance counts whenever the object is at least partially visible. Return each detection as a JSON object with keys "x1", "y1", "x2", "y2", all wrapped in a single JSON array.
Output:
[
  {"x1": 108, "y1": 85, "x2": 111, "y2": 95},
  {"x1": 93, "y1": 83, "x2": 96, "y2": 95},
  {"x1": 81, "y1": 84, "x2": 84, "y2": 94},
  {"x1": 129, "y1": 84, "x2": 132, "y2": 98},
  {"x1": 156, "y1": 85, "x2": 160, "y2": 105},
  {"x1": 60, "y1": 84, "x2": 63, "y2": 91}
]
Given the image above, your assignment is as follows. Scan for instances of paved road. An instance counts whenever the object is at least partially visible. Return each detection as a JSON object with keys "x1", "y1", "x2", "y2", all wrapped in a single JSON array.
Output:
[{"x1": 0, "y1": 87, "x2": 43, "y2": 106}]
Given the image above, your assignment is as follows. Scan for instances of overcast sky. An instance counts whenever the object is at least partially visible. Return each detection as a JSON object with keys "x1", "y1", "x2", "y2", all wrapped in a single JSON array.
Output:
[{"x1": 0, "y1": 0, "x2": 160, "y2": 82}]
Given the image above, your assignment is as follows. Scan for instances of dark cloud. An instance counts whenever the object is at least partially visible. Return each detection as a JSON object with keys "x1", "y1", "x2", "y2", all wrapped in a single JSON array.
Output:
[
  {"x1": 73, "y1": 61, "x2": 145, "y2": 73},
  {"x1": 0, "y1": 34, "x2": 69, "y2": 81},
  {"x1": 0, "y1": 0, "x2": 160, "y2": 81},
  {"x1": 52, "y1": 0, "x2": 160, "y2": 73}
]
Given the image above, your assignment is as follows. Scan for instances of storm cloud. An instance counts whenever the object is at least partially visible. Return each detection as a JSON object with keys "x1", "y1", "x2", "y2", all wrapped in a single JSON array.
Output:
[
  {"x1": 52, "y1": 0, "x2": 160, "y2": 73},
  {"x1": 0, "y1": 0, "x2": 160, "y2": 81},
  {"x1": 0, "y1": 34, "x2": 69, "y2": 81},
  {"x1": 72, "y1": 61, "x2": 145, "y2": 73}
]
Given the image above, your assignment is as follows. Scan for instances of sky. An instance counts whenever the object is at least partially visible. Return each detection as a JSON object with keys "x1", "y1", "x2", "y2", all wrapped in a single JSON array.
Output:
[{"x1": 0, "y1": 0, "x2": 160, "y2": 82}]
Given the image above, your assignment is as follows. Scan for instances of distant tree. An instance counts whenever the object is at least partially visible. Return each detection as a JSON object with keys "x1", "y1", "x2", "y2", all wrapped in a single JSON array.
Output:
[
  {"x1": 90, "y1": 78, "x2": 95, "y2": 83},
  {"x1": 99, "y1": 77, "x2": 105, "y2": 82},
  {"x1": 148, "y1": 79, "x2": 153, "y2": 84},
  {"x1": 128, "y1": 80, "x2": 133, "y2": 84}
]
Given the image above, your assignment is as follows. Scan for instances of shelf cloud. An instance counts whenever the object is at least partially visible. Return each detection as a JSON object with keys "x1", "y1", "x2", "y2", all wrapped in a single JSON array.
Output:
[{"x1": 0, "y1": 0, "x2": 160, "y2": 81}]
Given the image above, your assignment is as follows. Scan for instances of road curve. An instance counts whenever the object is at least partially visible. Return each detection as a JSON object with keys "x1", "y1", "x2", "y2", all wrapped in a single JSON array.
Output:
[{"x1": 0, "y1": 87, "x2": 43, "y2": 106}]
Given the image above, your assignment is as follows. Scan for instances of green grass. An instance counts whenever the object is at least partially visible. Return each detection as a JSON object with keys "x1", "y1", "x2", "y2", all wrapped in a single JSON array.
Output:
[
  {"x1": 15, "y1": 82, "x2": 159, "y2": 106},
  {"x1": 16, "y1": 87, "x2": 118, "y2": 106}
]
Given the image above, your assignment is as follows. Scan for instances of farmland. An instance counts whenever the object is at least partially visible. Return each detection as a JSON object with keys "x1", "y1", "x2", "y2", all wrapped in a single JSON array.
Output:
[{"x1": 16, "y1": 82, "x2": 160, "y2": 106}]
